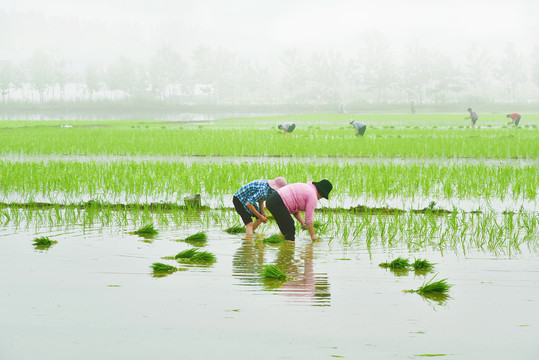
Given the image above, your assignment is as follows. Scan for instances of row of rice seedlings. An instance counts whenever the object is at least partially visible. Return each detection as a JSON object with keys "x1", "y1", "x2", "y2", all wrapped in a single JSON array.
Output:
[
  {"x1": 1, "y1": 160, "x2": 537, "y2": 204},
  {"x1": 3, "y1": 207, "x2": 538, "y2": 256},
  {"x1": 2, "y1": 123, "x2": 538, "y2": 158}
]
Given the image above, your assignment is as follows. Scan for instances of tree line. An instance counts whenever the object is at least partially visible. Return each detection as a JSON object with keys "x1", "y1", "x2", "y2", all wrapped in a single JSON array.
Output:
[{"x1": 1, "y1": 37, "x2": 538, "y2": 107}]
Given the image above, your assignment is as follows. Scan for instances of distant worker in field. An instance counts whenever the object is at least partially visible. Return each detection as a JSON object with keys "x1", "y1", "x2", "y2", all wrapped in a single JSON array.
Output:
[
  {"x1": 278, "y1": 122, "x2": 296, "y2": 136},
  {"x1": 411, "y1": 101, "x2": 416, "y2": 114},
  {"x1": 349, "y1": 119, "x2": 367, "y2": 137},
  {"x1": 266, "y1": 179, "x2": 333, "y2": 242},
  {"x1": 506, "y1": 113, "x2": 521, "y2": 126},
  {"x1": 233, "y1": 177, "x2": 288, "y2": 237},
  {"x1": 465, "y1": 108, "x2": 479, "y2": 128}
]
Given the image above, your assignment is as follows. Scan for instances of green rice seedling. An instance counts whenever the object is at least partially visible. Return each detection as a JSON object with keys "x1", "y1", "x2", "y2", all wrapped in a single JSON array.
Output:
[
  {"x1": 190, "y1": 251, "x2": 216, "y2": 263},
  {"x1": 183, "y1": 231, "x2": 208, "y2": 246},
  {"x1": 262, "y1": 233, "x2": 285, "y2": 244},
  {"x1": 225, "y1": 224, "x2": 245, "y2": 234},
  {"x1": 133, "y1": 223, "x2": 158, "y2": 235},
  {"x1": 379, "y1": 257, "x2": 410, "y2": 269},
  {"x1": 174, "y1": 248, "x2": 216, "y2": 264},
  {"x1": 32, "y1": 236, "x2": 57, "y2": 249},
  {"x1": 174, "y1": 248, "x2": 199, "y2": 259},
  {"x1": 261, "y1": 264, "x2": 288, "y2": 281},
  {"x1": 411, "y1": 258, "x2": 435, "y2": 272},
  {"x1": 151, "y1": 262, "x2": 177, "y2": 273},
  {"x1": 405, "y1": 275, "x2": 452, "y2": 294}
]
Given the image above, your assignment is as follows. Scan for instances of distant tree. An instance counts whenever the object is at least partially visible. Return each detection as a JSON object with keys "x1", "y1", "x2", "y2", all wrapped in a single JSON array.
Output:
[
  {"x1": 493, "y1": 43, "x2": 527, "y2": 102},
  {"x1": 355, "y1": 32, "x2": 395, "y2": 103},
  {"x1": 52, "y1": 59, "x2": 71, "y2": 101},
  {"x1": 463, "y1": 45, "x2": 494, "y2": 101},
  {"x1": 532, "y1": 46, "x2": 539, "y2": 90},
  {"x1": 191, "y1": 45, "x2": 218, "y2": 102},
  {"x1": 27, "y1": 51, "x2": 55, "y2": 102},
  {"x1": 280, "y1": 48, "x2": 307, "y2": 103},
  {"x1": 428, "y1": 50, "x2": 464, "y2": 103},
  {"x1": 399, "y1": 44, "x2": 432, "y2": 104},
  {"x1": 238, "y1": 59, "x2": 270, "y2": 104},
  {"x1": 105, "y1": 56, "x2": 148, "y2": 98},
  {"x1": 305, "y1": 50, "x2": 347, "y2": 104},
  {"x1": 0, "y1": 62, "x2": 23, "y2": 103},
  {"x1": 84, "y1": 63, "x2": 103, "y2": 100},
  {"x1": 148, "y1": 46, "x2": 187, "y2": 100}
]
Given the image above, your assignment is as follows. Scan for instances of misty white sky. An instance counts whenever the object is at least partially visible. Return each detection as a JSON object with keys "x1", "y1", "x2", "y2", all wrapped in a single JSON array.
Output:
[{"x1": 1, "y1": 0, "x2": 538, "y2": 62}]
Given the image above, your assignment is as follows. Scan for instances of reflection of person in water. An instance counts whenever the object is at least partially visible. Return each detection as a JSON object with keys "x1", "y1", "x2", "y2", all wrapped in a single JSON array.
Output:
[{"x1": 232, "y1": 240, "x2": 330, "y2": 305}]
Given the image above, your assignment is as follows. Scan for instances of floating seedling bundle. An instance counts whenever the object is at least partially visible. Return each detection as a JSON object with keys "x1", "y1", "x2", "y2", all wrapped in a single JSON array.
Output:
[
  {"x1": 180, "y1": 231, "x2": 208, "y2": 246},
  {"x1": 261, "y1": 264, "x2": 289, "y2": 281},
  {"x1": 32, "y1": 236, "x2": 57, "y2": 250},
  {"x1": 132, "y1": 223, "x2": 159, "y2": 236},
  {"x1": 224, "y1": 225, "x2": 245, "y2": 234},
  {"x1": 171, "y1": 248, "x2": 216, "y2": 265},
  {"x1": 379, "y1": 257, "x2": 435, "y2": 271}
]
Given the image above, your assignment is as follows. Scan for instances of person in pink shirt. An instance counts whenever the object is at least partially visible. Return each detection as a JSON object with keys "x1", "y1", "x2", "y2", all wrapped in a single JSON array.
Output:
[
  {"x1": 266, "y1": 179, "x2": 332, "y2": 241},
  {"x1": 506, "y1": 113, "x2": 521, "y2": 126}
]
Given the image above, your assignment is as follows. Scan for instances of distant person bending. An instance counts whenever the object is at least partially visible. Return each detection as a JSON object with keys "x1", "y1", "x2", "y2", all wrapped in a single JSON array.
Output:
[
  {"x1": 349, "y1": 120, "x2": 367, "y2": 136},
  {"x1": 266, "y1": 179, "x2": 333, "y2": 242},
  {"x1": 233, "y1": 177, "x2": 287, "y2": 237},
  {"x1": 506, "y1": 113, "x2": 521, "y2": 126},
  {"x1": 278, "y1": 122, "x2": 296, "y2": 136},
  {"x1": 466, "y1": 108, "x2": 479, "y2": 129}
]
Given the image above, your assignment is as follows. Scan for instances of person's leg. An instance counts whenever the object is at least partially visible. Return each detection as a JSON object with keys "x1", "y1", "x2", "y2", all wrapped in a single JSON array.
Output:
[
  {"x1": 233, "y1": 196, "x2": 255, "y2": 235},
  {"x1": 266, "y1": 192, "x2": 296, "y2": 241},
  {"x1": 515, "y1": 116, "x2": 521, "y2": 126},
  {"x1": 251, "y1": 218, "x2": 263, "y2": 232}
]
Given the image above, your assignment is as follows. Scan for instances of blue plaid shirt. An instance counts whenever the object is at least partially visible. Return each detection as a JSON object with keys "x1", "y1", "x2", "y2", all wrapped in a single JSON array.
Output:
[{"x1": 234, "y1": 180, "x2": 272, "y2": 215}]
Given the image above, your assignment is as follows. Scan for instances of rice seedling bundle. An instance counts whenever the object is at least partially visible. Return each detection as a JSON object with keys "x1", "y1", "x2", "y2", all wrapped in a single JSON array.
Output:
[
  {"x1": 261, "y1": 264, "x2": 288, "y2": 280},
  {"x1": 262, "y1": 234, "x2": 285, "y2": 244},
  {"x1": 411, "y1": 258, "x2": 435, "y2": 271},
  {"x1": 32, "y1": 236, "x2": 57, "y2": 247},
  {"x1": 151, "y1": 262, "x2": 177, "y2": 273},
  {"x1": 133, "y1": 223, "x2": 158, "y2": 235},
  {"x1": 183, "y1": 231, "x2": 208, "y2": 245},
  {"x1": 224, "y1": 225, "x2": 245, "y2": 234},
  {"x1": 174, "y1": 248, "x2": 216, "y2": 264},
  {"x1": 379, "y1": 257, "x2": 410, "y2": 269}
]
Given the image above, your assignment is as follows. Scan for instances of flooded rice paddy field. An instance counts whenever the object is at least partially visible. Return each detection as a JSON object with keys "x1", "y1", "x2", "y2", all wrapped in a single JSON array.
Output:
[
  {"x1": 1, "y1": 210, "x2": 538, "y2": 360},
  {"x1": 1, "y1": 115, "x2": 538, "y2": 359}
]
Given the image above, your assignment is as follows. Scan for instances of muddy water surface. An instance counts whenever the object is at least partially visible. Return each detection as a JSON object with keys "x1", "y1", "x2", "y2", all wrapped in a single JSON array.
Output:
[{"x1": 1, "y1": 217, "x2": 538, "y2": 360}]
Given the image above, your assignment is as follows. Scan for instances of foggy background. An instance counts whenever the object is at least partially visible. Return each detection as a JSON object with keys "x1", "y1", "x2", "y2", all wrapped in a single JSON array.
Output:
[{"x1": 1, "y1": 0, "x2": 539, "y2": 110}]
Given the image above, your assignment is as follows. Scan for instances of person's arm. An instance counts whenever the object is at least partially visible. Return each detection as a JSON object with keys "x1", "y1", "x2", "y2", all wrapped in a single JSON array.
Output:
[
  {"x1": 246, "y1": 202, "x2": 267, "y2": 223},
  {"x1": 305, "y1": 222, "x2": 317, "y2": 241},
  {"x1": 259, "y1": 200, "x2": 267, "y2": 218},
  {"x1": 292, "y1": 211, "x2": 305, "y2": 226}
]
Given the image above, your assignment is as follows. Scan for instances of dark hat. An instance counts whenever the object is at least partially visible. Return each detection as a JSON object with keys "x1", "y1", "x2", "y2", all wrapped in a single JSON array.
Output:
[{"x1": 313, "y1": 179, "x2": 333, "y2": 199}]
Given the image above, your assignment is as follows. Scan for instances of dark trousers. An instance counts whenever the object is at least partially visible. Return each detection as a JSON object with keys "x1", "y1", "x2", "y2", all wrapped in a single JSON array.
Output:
[
  {"x1": 266, "y1": 191, "x2": 295, "y2": 241},
  {"x1": 356, "y1": 125, "x2": 366, "y2": 136}
]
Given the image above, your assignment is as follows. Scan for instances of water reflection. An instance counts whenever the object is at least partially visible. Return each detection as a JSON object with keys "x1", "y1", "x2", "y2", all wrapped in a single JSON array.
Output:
[{"x1": 232, "y1": 240, "x2": 330, "y2": 306}]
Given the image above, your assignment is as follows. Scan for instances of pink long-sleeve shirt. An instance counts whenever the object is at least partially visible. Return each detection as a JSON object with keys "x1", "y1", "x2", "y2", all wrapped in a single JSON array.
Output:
[{"x1": 277, "y1": 182, "x2": 318, "y2": 225}]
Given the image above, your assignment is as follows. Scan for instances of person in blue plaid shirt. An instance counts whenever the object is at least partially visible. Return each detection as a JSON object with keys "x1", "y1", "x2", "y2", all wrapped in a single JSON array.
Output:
[{"x1": 233, "y1": 177, "x2": 287, "y2": 237}]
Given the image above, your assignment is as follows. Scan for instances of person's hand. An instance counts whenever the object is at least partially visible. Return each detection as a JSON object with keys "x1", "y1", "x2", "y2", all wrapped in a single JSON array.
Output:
[
  {"x1": 311, "y1": 235, "x2": 319, "y2": 242},
  {"x1": 260, "y1": 216, "x2": 268, "y2": 224},
  {"x1": 301, "y1": 222, "x2": 307, "y2": 230}
]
